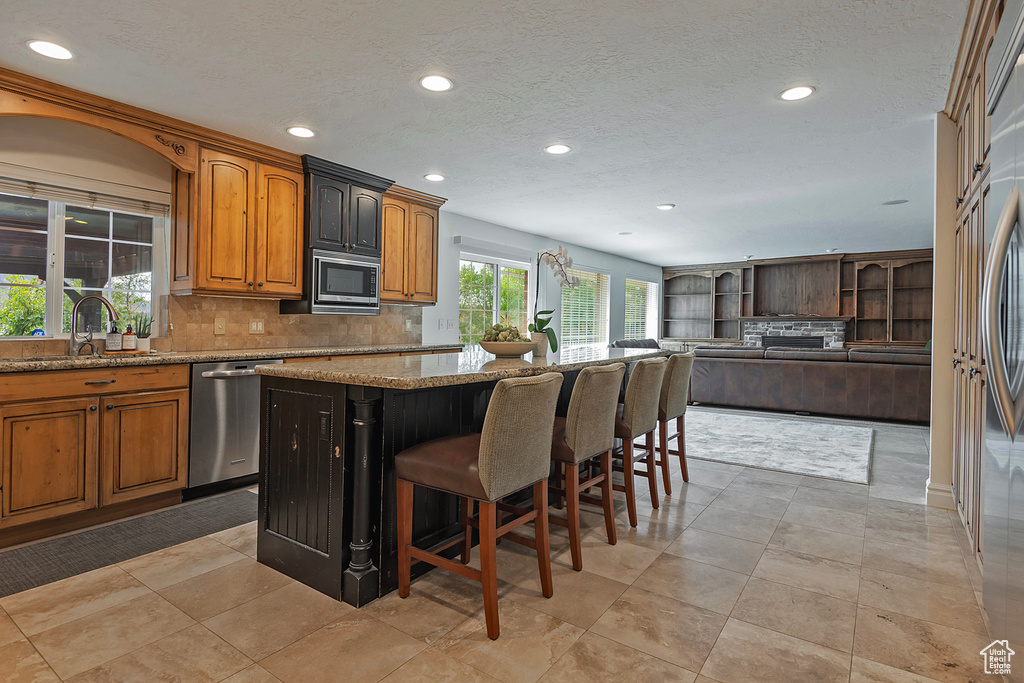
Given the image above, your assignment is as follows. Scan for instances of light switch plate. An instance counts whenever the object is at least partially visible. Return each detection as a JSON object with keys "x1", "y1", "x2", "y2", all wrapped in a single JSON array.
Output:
[
  {"x1": 405, "y1": 319, "x2": 413, "y2": 332},
  {"x1": 438, "y1": 319, "x2": 445, "y2": 331},
  {"x1": 249, "y1": 318, "x2": 264, "y2": 334},
  {"x1": 214, "y1": 318, "x2": 226, "y2": 335}
]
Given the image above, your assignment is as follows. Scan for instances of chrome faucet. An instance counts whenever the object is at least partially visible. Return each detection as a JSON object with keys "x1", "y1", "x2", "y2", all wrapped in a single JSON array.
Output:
[{"x1": 69, "y1": 294, "x2": 119, "y2": 356}]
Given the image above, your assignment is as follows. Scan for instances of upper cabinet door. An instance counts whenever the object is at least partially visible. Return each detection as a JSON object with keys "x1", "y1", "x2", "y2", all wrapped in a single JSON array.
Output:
[
  {"x1": 407, "y1": 205, "x2": 438, "y2": 303},
  {"x1": 381, "y1": 198, "x2": 409, "y2": 302},
  {"x1": 197, "y1": 150, "x2": 256, "y2": 292},
  {"x1": 309, "y1": 175, "x2": 348, "y2": 251},
  {"x1": 349, "y1": 187, "x2": 383, "y2": 256},
  {"x1": 256, "y1": 165, "x2": 304, "y2": 298}
]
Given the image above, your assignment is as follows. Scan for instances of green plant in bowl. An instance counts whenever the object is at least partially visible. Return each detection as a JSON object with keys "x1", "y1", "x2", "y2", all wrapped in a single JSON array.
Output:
[{"x1": 134, "y1": 314, "x2": 152, "y2": 339}]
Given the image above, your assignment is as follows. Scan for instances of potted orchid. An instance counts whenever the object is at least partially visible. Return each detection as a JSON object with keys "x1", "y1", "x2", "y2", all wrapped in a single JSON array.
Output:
[{"x1": 529, "y1": 246, "x2": 580, "y2": 355}]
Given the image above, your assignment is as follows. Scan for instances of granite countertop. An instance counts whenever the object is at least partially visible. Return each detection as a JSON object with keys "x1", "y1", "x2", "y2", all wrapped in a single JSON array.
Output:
[
  {"x1": 0, "y1": 343, "x2": 463, "y2": 373},
  {"x1": 255, "y1": 344, "x2": 670, "y2": 389}
]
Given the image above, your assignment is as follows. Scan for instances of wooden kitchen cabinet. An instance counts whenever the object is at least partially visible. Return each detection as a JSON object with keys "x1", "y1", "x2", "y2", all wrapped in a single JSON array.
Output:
[
  {"x1": 255, "y1": 165, "x2": 304, "y2": 297},
  {"x1": 0, "y1": 397, "x2": 99, "y2": 529},
  {"x1": 100, "y1": 389, "x2": 189, "y2": 506},
  {"x1": 303, "y1": 156, "x2": 394, "y2": 258},
  {"x1": 0, "y1": 365, "x2": 189, "y2": 543},
  {"x1": 381, "y1": 186, "x2": 446, "y2": 305},
  {"x1": 191, "y1": 147, "x2": 304, "y2": 298}
]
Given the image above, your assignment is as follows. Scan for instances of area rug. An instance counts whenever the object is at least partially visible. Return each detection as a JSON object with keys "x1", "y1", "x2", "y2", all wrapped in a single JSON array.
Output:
[
  {"x1": 0, "y1": 489, "x2": 257, "y2": 598},
  {"x1": 681, "y1": 407, "x2": 874, "y2": 483}
]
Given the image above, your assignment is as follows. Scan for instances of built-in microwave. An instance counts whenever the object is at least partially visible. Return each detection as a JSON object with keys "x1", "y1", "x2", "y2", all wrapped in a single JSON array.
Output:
[{"x1": 300, "y1": 250, "x2": 380, "y2": 315}]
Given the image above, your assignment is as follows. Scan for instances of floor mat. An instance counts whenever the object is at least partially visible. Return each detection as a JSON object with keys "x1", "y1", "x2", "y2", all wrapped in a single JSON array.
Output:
[{"x1": 0, "y1": 489, "x2": 257, "y2": 598}]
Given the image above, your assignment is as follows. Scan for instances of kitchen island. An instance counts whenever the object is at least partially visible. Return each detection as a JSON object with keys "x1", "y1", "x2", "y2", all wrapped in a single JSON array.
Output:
[{"x1": 253, "y1": 344, "x2": 668, "y2": 606}]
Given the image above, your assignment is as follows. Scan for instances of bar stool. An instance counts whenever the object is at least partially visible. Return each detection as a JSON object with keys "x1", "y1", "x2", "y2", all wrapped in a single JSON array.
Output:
[
  {"x1": 656, "y1": 353, "x2": 695, "y2": 492},
  {"x1": 549, "y1": 362, "x2": 626, "y2": 571},
  {"x1": 614, "y1": 356, "x2": 668, "y2": 527},
  {"x1": 396, "y1": 372, "x2": 564, "y2": 640}
]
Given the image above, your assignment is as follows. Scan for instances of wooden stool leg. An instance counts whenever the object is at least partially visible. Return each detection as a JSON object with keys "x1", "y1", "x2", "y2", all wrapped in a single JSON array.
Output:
[
  {"x1": 622, "y1": 439, "x2": 638, "y2": 528},
  {"x1": 658, "y1": 419, "x2": 673, "y2": 495},
  {"x1": 678, "y1": 415, "x2": 689, "y2": 482},
  {"x1": 566, "y1": 464, "x2": 583, "y2": 571},
  {"x1": 533, "y1": 481, "x2": 553, "y2": 597},
  {"x1": 479, "y1": 501, "x2": 500, "y2": 640},
  {"x1": 397, "y1": 479, "x2": 414, "y2": 598},
  {"x1": 460, "y1": 497, "x2": 473, "y2": 564},
  {"x1": 600, "y1": 449, "x2": 617, "y2": 545},
  {"x1": 645, "y1": 431, "x2": 660, "y2": 509}
]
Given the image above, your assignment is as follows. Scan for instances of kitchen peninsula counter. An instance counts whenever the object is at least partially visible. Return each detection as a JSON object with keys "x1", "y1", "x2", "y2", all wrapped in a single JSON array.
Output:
[{"x1": 253, "y1": 344, "x2": 669, "y2": 606}]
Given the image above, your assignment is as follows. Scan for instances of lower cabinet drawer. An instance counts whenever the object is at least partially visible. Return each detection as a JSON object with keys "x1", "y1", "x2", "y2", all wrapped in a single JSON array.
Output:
[{"x1": 0, "y1": 364, "x2": 189, "y2": 403}]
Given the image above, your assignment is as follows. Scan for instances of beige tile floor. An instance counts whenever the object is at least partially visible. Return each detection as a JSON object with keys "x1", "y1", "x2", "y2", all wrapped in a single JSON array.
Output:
[{"x1": 0, "y1": 420, "x2": 993, "y2": 682}]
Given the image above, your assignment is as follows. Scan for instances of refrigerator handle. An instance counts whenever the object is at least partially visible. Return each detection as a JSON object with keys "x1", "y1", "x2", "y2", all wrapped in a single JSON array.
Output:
[{"x1": 982, "y1": 182, "x2": 1024, "y2": 440}]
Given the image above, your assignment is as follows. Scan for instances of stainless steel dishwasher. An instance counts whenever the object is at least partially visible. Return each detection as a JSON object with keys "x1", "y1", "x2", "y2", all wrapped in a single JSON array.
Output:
[{"x1": 189, "y1": 358, "x2": 283, "y2": 489}]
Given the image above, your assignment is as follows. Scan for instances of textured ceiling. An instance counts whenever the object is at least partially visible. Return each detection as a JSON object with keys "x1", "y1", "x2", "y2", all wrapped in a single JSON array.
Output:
[{"x1": 3, "y1": 0, "x2": 967, "y2": 266}]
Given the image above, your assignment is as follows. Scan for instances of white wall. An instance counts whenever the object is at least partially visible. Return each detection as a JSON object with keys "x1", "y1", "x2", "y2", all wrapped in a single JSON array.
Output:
[
  {"x1": 424, "y1": 211, "x2": 663, "y2": 346},
  {"x1": 0, "y1": 116, "x2": 172, "y2": 201}
]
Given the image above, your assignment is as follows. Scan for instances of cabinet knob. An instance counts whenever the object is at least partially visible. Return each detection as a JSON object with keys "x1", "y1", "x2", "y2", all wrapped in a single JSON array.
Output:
[
  {"x1": 974, "y1": 163, "x2": 983, "y2": 173},
  {"x1": 969, "y1": 367, "x2": 979, "y2": 377},
  {"x1": 248, "y1": 281, "x2": 254, "y2": 287},
  {"x1": 106, "y1": 403, "x2": 113, "y2": 410},
  {"x1": 89, "y1": 405, "x2": 97, "y2": 412},
  {"x1": 955, "y1": 197, "x2": 963, "y2": 207},
  {"x1": 258, "y1": 282, "x2": 264, "y2": 287},
  {"x1": 953, "y1": 358, "x2": 960, "y2": 367}
]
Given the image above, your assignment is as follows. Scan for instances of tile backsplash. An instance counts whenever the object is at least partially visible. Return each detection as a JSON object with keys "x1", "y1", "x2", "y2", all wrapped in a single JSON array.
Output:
[{"x1": 0, "y1": 296, "x2": 424, "y2": 357}]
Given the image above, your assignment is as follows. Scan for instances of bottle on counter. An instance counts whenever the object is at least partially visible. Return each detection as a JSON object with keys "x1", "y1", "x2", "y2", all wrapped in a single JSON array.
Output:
[
  {"x1": 122, "y1": 324, "x2": 137, "y2": 351},
  {"x1": 106, "y1": 322, "x2": 122, "y2": 352}
]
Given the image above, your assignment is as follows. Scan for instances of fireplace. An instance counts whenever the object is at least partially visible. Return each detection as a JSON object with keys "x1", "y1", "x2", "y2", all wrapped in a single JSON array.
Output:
[{"x1": 762, "y1": 335, "x2": 824, "y2": 349}]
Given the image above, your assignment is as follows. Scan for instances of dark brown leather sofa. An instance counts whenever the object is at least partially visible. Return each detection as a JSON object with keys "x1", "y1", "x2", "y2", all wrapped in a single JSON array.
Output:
[{"x1": 690, "y1": 346, "x2": 931, "y2": 423}]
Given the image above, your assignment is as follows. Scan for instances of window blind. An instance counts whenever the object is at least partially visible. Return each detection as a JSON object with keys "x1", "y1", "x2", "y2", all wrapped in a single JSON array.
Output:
[
  {"x1": 560, "y1": 268, "x2": 610, "y2": 347},
  {"x1": 624, "y1": 278, "x2": 659, "y2": 339}
]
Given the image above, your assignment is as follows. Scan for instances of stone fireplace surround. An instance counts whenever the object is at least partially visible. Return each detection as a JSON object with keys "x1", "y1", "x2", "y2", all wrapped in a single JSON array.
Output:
[{"x1": 741, "y1": 317, "x2": 847, "y2": 348}]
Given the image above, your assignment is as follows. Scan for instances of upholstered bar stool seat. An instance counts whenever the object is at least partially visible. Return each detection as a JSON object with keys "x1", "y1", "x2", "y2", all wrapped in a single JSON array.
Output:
[
  {"x1": 548, "y1": 362, "x2": 626, "y2": 571},
  {"x1": 655, "y1": 353, "x2": 696, "y2": 492},
  {"x1": 612, "y1": 356, "x2": 668, "y2": 527},
  {"x1": 396, "y1": 372, "x2": 564, "y2": 640}
]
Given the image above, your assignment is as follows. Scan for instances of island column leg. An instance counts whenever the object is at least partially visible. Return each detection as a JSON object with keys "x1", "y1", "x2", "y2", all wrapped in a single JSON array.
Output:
[{"x1": 343, "y1": 386, "x2": 382, "y2": 606}]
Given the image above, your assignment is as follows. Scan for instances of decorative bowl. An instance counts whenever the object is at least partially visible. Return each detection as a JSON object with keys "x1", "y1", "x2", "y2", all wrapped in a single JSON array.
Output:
[{"x1": 479, "y1": 341, "x2": 536, "y2": 358}]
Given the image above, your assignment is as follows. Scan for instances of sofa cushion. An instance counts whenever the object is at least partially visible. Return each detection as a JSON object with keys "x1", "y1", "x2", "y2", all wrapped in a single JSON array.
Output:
[
  {"x1": 848, "y1": 348, "x2": 931, "y2": 366},
  {"x1": 694, "y1": 346, "x2": 766, "y2": 359},
  {"x1": 764, "y1": 348, "x2": 850, "y2": 362}
]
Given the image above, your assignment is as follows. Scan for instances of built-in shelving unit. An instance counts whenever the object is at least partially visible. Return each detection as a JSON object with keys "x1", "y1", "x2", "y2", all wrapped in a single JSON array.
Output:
[{"x1": 664, "y1": 250, "x2": 933, "y2": 347}]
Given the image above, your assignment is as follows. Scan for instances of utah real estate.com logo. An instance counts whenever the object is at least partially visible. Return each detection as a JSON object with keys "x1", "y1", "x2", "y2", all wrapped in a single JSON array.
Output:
[{"x1": 981, "y1": 640, "x2": 1014, "y2": 676}]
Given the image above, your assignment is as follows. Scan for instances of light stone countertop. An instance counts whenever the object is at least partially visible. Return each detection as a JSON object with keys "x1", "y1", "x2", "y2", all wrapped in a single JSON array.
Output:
[
  {"x1": 254, "y1": 344, "x2": 670, "y2": 390},
  {"x1": 0, "y1": 343, "x2": 463, "y2": 374}
]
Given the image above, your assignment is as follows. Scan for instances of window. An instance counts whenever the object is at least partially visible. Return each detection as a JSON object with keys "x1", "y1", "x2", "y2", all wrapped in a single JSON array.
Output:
[
  {"x1": 458, "y1": 258, "x2": 530, "y2": 343},
  {"x1": 560, "y1": 267, "x2": 610, "y2": 347},
  {"x1": 0, "y1": 188, "x2": 167, "y2": 338},
  {"x1": 624, "y1": 278, "x2": 660, "y2": 340}
]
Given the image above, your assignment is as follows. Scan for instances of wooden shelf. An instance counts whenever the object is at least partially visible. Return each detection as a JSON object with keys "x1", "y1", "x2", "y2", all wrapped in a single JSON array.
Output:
[
  {"x1": 893, "y1": 286, "x2": 933, "y2": 290},
  {"x1": 858, "y1": 287, "x2": 888, "y2": 292},
  {"x1": 665, "y1": 293, "x2": 711, "y2": 297}
]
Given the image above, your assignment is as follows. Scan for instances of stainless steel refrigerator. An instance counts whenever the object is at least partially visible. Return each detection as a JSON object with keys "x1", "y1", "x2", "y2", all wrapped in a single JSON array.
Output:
[{"x1": 984, "y1": 0, "x2": 1024, "y2": 670}]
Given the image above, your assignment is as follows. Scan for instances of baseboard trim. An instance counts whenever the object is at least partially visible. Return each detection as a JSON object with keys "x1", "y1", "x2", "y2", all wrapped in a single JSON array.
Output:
[{"x1": 926, "y1": 479, "x2": 955, "y2": 509}]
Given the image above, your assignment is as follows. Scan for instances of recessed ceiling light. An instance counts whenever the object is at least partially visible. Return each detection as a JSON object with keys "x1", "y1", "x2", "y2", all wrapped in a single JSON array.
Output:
[
  {"x1": 656, "y1": 204, "x2": 675, "y2": 211},
  {"x1": 618, "y1": 231, "x2": 633, "y2": 235},
  {"x1": 27, "y1": 40, "x2": 73, "y2": 60},
  {"x1": 420, "y1": 75, "x2": 453, "y2": 92},
  {"x1": 287, "y1": 126, "x2": 315, "y2": 138},
  {"x1": 825, "y1": 248, "x2": 838, "y2": 253},
  {"x1": 882, "y1": 199, "x2": 909, "y2": 205},
  {"x1": 779, "y1": 85, "x2": 816, "y2": 101},
  {"x1": 744, "y1": 255, "x2": 754, "y2": 260},
  {"x1": 423, "y1": 173, "x2": 445, "y2": 182},
  {"x1": 543, "y1": 144, "x2": 571, "y2": 155}
]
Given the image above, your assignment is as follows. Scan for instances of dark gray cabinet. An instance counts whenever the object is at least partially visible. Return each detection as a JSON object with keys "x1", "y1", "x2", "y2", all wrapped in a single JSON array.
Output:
[{"x1": 302, "y1": 156, "x2": 392, "y2": 257}]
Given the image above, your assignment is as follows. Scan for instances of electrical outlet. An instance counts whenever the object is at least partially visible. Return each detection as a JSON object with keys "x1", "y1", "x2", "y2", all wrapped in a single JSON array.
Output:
[
  {"x1": 447, "y1": 319, "x2": 456, "y2": 330},
  {"x1": 249, "y1": 318, "x2": 264, "y2": 335},
  {"x1": 214, "y1": 318, "x2": 226, "y2": 335},
  {"x1": 405, "y1": 319, "x2": 413, "y2": 332}
]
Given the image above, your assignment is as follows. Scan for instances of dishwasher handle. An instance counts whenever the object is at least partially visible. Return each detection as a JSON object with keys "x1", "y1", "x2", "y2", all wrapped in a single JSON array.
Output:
[{"x1": 201, "y1": 368, "x2": 257, "y2": 379}]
